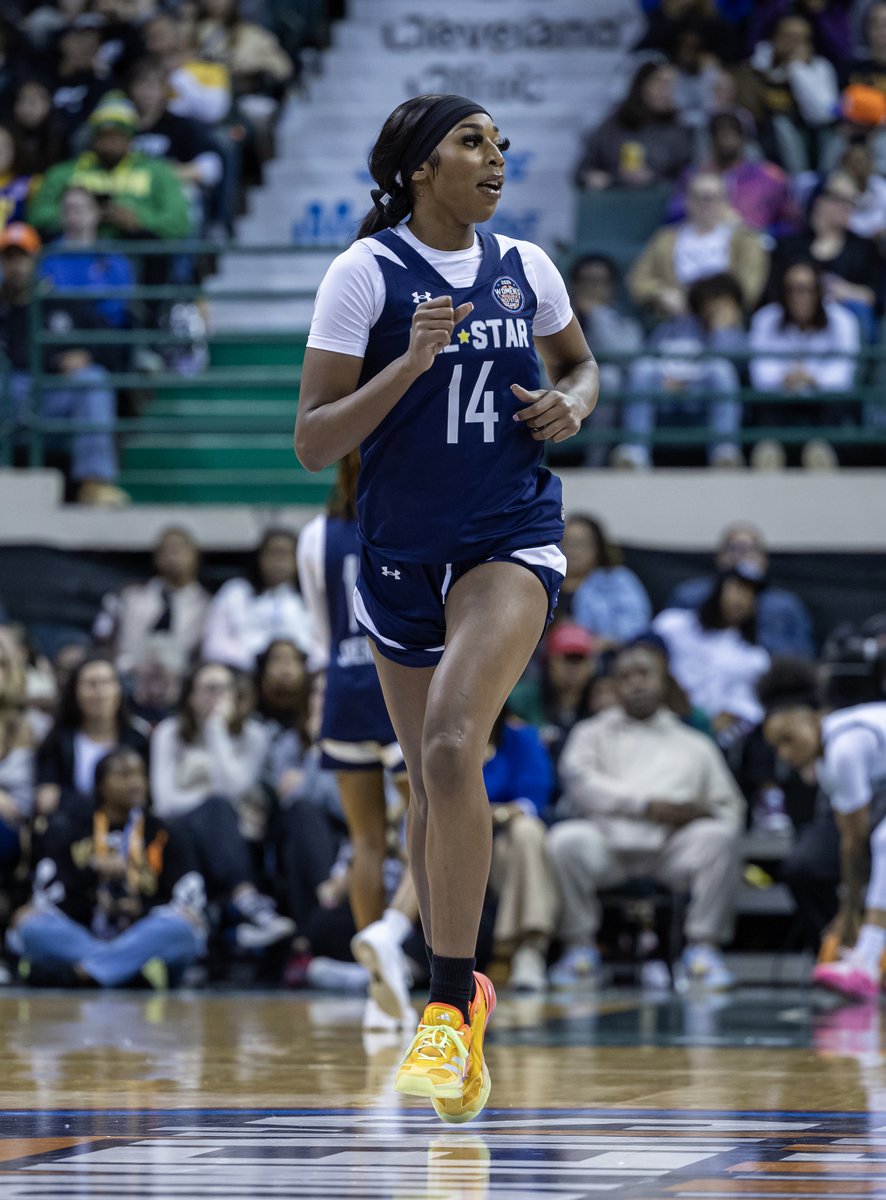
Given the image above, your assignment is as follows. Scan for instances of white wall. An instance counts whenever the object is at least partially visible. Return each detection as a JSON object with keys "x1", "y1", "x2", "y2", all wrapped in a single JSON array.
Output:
[{"x1": 0, "y1": 469, "x2": 881, "y2": 552}]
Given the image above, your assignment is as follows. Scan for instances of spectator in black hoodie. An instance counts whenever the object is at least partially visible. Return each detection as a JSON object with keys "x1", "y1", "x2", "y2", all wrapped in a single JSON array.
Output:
[{"x1": 8, "y1": 746, "x2": 206, "y2": 987}]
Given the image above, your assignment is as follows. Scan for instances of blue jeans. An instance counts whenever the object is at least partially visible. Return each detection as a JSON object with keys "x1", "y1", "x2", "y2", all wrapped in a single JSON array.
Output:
[
  {"x1": 624, "y1": 357, "x2": 742, "y2": 461},
  {"x1": 13, "y1": 905, "x2": 204, "y2": 986},
  {"x1": 11, "y1": 367, "x2": 117, "y2": 482}
]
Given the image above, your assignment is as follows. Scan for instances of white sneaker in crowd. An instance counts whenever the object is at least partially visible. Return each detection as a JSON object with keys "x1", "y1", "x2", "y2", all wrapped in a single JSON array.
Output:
[
  {"x1": 362, "y1": 995, "x2": 406, "y2": 1032},
  {"x1": 673, "y1": 944, "x2": 735, "y2": 992},
  {"x1": 306, "y1": 956, "x2": 369, "y2": 993},
  {"x1": 233, "y1": 891, "x2": 296, "y2": 949},
  {"x1": 640, "y1": 959, "x2": 672, "y2": 991},
  {"x1": 801, "y1": 438, "x2": 838, "y2": 470},
  {"x1": 509, "y1": 945, "x2": 548, "y2": 993},
  {"x1": 610, "y1": 443, "x2": 651, "y2": 470},
  {"x1": 351, "y1": 920, "x2": 415, "y2": 1026},
  {"x1": 750, "y1": 439, "x2": 786, "y2": 470},
  {"x1": 548, "y1": 945, "x2": 601, "y2": 988}
]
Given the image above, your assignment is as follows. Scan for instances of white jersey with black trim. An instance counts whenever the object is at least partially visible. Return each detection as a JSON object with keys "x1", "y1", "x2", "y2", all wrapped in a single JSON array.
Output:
[{"x1": 818, "y1": 703, "x2": 886, "y2": 815}]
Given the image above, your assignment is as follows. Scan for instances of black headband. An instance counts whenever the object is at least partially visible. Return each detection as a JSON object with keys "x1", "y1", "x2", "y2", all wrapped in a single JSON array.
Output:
[{"x1": 399, "y1": 95, "x2": 491, "y2": 183}]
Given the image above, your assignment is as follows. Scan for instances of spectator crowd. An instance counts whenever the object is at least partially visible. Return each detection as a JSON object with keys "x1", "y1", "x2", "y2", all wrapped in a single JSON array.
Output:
[
  {"x1": 0, "y1": 0, "x2": 312, "y2": 505},
  {"x1": 0, "y1": 2, "x2": 884, "y2": 1003},
  {"x1": 0, "y1": 508, "x2": 882, "y2": 998},
  {"x1": 571, "y1": 0, "x2": 886, "y2": 469}
]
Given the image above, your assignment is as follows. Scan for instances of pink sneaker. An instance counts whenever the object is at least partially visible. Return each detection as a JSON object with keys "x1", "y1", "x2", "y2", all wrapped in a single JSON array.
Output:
[{"x1": 812, "y1": 959, "x2": 879, "y2": 1001}]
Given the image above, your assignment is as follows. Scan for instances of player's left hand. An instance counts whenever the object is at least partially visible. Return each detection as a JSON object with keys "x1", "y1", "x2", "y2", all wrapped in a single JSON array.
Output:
[{"x1": 510, "y1": 383, "x2": 584, "y2": 442}]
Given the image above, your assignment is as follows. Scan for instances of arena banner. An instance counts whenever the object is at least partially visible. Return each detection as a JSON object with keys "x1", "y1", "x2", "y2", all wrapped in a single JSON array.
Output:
[{"x1": 281, "y1": 0, "x2": 644, "y2": 253}]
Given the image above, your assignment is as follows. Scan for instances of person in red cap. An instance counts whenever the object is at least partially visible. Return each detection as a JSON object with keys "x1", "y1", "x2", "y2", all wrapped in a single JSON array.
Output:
[
  {"x1": 0, "y1": 222, "x2": 128, "y2": 505},
  {"x1": 509, "y1": 621, "x2": 600, "y2": 773}
]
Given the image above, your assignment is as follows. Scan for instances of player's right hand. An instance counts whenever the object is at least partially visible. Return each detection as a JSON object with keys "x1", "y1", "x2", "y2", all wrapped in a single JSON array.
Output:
[{"x1": 404, "y1": 296, "x2": 473, "y2": 374}]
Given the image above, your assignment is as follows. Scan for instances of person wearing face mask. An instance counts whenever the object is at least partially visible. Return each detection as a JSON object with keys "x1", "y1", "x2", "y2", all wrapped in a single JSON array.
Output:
[
  {"x1": 667, "y1": 522, "x2": 814, "y2": 658},
  {"x1": 653, "y1": 562, "x2": 772, "y2": 748}
]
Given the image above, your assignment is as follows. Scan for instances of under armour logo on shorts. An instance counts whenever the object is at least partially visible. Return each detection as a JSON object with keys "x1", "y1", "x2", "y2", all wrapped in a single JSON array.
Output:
[{"x1": 381, "y1": 566, "x2": 401, "y2": 579}]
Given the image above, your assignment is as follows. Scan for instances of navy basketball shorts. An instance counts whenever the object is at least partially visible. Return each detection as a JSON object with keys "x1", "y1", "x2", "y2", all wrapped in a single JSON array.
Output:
[{"x1": 354, "y1": 543, "x2": 566, "y2": 668}]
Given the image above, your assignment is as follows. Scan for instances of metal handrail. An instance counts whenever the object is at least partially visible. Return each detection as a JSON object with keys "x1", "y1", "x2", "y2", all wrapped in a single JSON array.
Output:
[{"x1": 5, "y1": 236, "x2": 884, "y2": 477}]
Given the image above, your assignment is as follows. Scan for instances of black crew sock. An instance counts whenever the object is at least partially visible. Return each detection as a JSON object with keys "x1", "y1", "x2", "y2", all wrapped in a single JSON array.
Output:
[{"x1": 429, "y1": 954, "x2": 476, "y2": 1026}]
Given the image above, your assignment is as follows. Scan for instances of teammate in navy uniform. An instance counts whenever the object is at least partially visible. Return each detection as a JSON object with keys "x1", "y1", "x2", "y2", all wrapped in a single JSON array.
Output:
[
  {"x1": 297, "y1": 451, "x2": 418, "y2": 1033},
  {"x1": 295, "y1": 94, "x2": 599, "y2": 1121}
]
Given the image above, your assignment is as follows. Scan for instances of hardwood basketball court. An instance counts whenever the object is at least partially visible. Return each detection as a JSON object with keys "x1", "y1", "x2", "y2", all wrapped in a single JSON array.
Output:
[{"x1": 0, "y1": 986, "x2": 882, "y2": 1197}]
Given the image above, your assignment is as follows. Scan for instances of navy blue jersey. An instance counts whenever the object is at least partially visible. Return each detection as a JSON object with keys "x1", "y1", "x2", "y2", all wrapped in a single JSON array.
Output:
[
  {"x1": 356, "y1": 230, "x2": 564, "y2": 564},
  {"x1": 320, "y1": 516, "x2": 398, "y2": 746}
]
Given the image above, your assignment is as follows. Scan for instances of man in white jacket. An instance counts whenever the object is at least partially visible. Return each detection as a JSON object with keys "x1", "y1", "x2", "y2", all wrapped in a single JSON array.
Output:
[{"x1": 548, "y1": 641, "x2": 745, "y2": 990}]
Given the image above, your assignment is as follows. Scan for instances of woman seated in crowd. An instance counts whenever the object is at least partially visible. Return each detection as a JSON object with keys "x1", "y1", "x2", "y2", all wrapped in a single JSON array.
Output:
[
  {"x1": 253, "y1": 639, "x2": 346, "y2": 936},
  {"x1": 150, "y1": 660, "x2": 295, "y2": 949},
  {"x1": 653, "y1": 563, "x2": 771, "y2": 754},
  {"x1": 749, "y1": 260, "x2": 861, "y2": 468},
  {"x1": 619, "y1": 271, "x2": 747, "y2": 469},
  {"x1": 628, "y1": 171, "x2": 769, "y2": 319},
  {"x1": 769, "y1": 170, "x2": 882, "y2": 339},
  {"x1": 8, "y1": 747, "x2": 206, "y2": 988},
  {"x1": 574, "y1": 60, "x2": 693, "y2": 191},
  {"x1": 201, "y1": 529, "x2": 314, "y2": 672},
  {"x1": 35, "y1": 655, "x2": 149, "y2": 822},
  {"x1": 559, "y1": 513, "x2": 652, "y2": 645}
]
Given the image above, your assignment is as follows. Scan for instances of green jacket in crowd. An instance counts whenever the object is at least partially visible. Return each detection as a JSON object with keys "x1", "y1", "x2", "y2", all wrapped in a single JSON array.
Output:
[{"x1": 28, "y1": 151, "x2": 192, "y2": 239}]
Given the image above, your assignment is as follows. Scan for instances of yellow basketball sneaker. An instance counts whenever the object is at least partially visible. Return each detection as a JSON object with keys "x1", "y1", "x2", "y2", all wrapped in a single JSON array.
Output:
[
  {"x1": 394, "y1": 1003, "x2": 471, "y2": 1101},
  {"x1": 432, "y1": 971, "x2": 497, "y2": 1124}
]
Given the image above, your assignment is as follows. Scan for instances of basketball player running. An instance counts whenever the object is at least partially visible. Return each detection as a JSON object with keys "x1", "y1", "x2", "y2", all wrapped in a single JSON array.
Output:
[
  {"x1": 297, "y1": 451, "x2": 419, "y2": 1033},
  {"x1": 295, "y1": 94, "x2": 599, "y2": 1122},
  {"x1": 760, "y1": 658, "x2": 886, "y2": 1000}
]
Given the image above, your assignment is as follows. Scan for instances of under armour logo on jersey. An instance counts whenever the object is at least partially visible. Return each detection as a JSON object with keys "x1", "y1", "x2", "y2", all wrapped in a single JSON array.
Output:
[
  {"x1": 412, "y1": 291, "x2": 432, "y2": 304},
  {"x1": 381, "y1": 566, "x2": 401, "y2": 579}
]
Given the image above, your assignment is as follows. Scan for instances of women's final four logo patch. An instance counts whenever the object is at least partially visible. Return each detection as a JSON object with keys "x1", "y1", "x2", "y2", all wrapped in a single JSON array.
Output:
[{"x1": 492, "y1": 276, "x2": 524, "y2": 313}]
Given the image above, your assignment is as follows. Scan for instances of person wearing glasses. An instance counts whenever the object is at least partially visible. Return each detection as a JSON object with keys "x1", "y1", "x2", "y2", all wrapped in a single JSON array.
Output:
[
  {"x1": 628, "y1": 172, "x2": 769, "y2": 321},
  {"x1": 749, "y1": 259, "x2": 861, "y2": 469},
  {"x1": 768, "y1": 171, "x2": 882, "y2": 339}
]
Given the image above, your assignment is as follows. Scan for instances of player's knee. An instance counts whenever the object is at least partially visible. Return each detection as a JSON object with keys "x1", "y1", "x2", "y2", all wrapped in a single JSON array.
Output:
[{"x1": 422, "y1": 724, "x2": 483, "y2": 793}]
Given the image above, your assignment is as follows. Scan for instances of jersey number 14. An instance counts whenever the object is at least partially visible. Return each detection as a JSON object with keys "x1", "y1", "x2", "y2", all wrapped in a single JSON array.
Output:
[{"x1": 446, "y1": 360, "x2": 498, "y2": 445}]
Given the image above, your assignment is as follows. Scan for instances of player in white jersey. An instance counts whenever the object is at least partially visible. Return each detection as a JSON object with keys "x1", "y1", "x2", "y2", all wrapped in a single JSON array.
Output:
[
  {"x1": 295, "y1": 94, "x2": 598, "y2": 1121},
  {"x1": 760, "y1": 657, "x2": 886, "y2": 1000}
]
